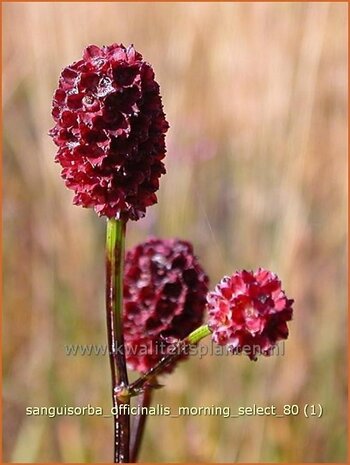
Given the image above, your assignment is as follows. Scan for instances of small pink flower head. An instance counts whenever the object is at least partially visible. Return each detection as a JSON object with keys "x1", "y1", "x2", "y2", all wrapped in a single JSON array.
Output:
[
  {"x1": 49, "y1": 44, "x2": 168, "y2": 221},
  {"x1": 123, "y1": 238, "x2": 209, "y2": 373},
  {"x1": 207, "y1": 269, "x2": 293, "y2": 360}
]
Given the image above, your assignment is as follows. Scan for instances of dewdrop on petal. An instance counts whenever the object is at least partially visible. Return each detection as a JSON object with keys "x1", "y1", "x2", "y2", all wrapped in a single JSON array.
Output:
[
  {"x1": 207, "y1": 268, "x2": 293, "y2": 360},
  {"x1": 49, "y1": 44, "x2": 169, "y2": 221}
]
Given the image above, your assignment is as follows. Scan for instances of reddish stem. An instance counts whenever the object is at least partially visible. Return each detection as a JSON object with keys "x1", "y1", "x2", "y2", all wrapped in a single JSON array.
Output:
[
  {"x1": 130, "y1": 385, "x2": 154, "y2": 462},
  {"x1": 106, "y1": 218, "x2": 130, "y2": 463}
]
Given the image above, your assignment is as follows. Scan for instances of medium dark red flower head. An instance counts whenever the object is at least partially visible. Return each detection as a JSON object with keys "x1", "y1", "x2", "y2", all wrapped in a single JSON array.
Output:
[
  {"x1": 207, "y1": 268, "x2": 293, "y2": 360},
  {"x1": 123, "y1": 238, "x2": 209, "y2": 373},
  {"x1": 49, "y1": 44, "x2": 169, "y2": 221}
]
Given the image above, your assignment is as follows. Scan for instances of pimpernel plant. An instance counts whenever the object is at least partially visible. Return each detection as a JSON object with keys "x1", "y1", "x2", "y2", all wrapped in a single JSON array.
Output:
[{"x1": 50, "y1": 43, "x2": 294, "y2": 463}]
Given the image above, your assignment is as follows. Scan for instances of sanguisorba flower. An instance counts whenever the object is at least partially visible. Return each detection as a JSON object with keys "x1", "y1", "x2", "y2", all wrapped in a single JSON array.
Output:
[
  {"x1": 49, "y1": 44, "x2": 169, "y2": 221},
  {"x1": 123, "y1": 238, "x2": 209, "y2": 373},
  {"x1": 207, "y1": 268, "x2": 293, "y2": 360}
]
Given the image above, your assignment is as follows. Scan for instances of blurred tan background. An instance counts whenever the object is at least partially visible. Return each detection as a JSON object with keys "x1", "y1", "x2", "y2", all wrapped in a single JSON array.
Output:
[{"x1": 3, "y1": 2, "x2": 348, "y2": 463}]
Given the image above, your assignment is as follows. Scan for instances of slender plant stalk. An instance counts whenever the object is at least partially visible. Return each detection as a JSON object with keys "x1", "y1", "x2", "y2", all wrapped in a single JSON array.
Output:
[
  {"x1": 130, "y1": 382, "x2": 154, "y2": 462},
  {"x1": 106, "y1": 218, "x2": 130, "y2": 463},
  {"x1": 128, "y1": 326, "x2": 211, "y2": 458},
  {"x1": 129, "y1": 325, "x2": 211, "y2": 396}
]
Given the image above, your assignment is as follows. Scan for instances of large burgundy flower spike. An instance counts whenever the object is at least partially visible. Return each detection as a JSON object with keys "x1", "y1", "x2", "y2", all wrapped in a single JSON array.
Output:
[{"x1": 50, "y1": 44, "x2": 169, "y2": 221}]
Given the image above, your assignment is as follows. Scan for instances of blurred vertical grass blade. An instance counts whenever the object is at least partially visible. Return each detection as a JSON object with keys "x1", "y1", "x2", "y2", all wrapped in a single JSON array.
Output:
[
  {"x1": 12, "y1": 418, "x2": 46, "y2": 463},
  {"x1": 57, "y1": 419, "x2": 86, "y2": 463}
]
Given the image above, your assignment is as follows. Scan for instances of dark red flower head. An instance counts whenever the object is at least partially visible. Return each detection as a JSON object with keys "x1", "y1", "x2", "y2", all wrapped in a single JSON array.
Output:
[
  {"x1": 123, "y1": 238, "x2": 209, "y2": 373},
  {"x1": 49, "y1": 44, "x2": 169, "y2": 221},
  {"x1": 207, "y1": 268, "x2": 293, "y2": 360}
]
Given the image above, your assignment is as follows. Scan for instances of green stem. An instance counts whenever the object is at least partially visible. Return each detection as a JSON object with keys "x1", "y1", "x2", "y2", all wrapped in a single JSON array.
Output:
[
  {"x1": 187, "y1": 324, "x2": 212, "y2": 344},
  {"x1": 129, "y1": 325, "x2": 212, "y2": 396},
  {"x1": 106, "y1": 218, "x2": 130, "y2": 463}
]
